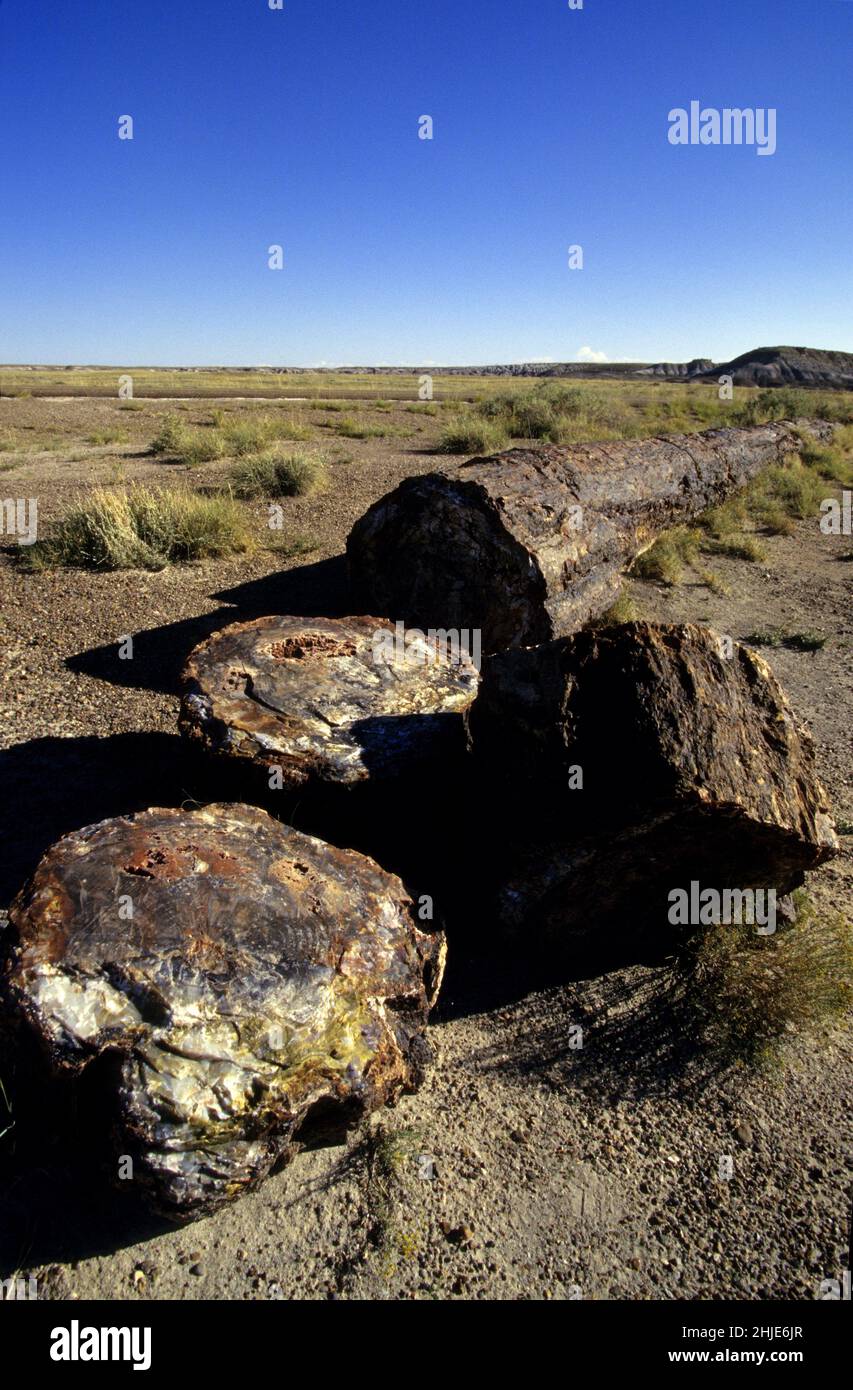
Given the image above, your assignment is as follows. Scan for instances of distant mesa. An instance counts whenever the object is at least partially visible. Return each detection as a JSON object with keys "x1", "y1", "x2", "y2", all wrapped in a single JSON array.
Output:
[{"x1": 5, "y1": 346, "x2": 852, "y2": 390}]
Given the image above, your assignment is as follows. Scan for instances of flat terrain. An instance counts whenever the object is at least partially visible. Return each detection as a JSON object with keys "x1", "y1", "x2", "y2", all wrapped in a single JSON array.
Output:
[{"x1": 0, "y1": 381, "x2": 851, "y2": 1301}]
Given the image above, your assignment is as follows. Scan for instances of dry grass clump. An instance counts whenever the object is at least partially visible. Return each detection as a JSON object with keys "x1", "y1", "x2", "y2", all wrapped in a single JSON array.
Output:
[
  {"x1": 438, "y1": 416, "x2": 509, "y2": 454},
  {"x1": 24, "y1": 486, "x2": 253, "y2": 570},
  {"x1": 229, "y1": 449, "x2": 326, "y2": 498},
  {"x1": 677, "y1": 894, "x2": 852, "y2": 1067},
  {"x1": 631, "y1": 527, "x2": 701, "y2": 585}
]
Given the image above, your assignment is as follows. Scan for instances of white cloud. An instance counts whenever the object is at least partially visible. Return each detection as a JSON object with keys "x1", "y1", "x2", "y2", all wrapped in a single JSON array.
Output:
[{"x1": 576, "y1": 346, "x2": 609, "y2": 363}]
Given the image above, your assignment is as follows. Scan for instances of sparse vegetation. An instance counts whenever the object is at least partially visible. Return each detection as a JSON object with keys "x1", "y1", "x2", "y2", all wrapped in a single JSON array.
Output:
[
  {"x1": 438, "y1": 415, "x2": 508, "y2": 454},
  {"x1": 632, "y1": 527, "x2": 701, "y2": 585},
  {"x1": 150, "y1": 414, "x2": 224, "y2": 465},
  {"x1": 744, "y1": 628, "x2": 828, "y2": 652},
  {"x1": 598, "y1": 589, "x2": 640, "y2": 626},
  {"x1": 24, "y1": 486, "x2": 253, "y2": 570},
  {"x1": 86, "y1": 428, "x2": 129, "y2": 446},
  {"x1": 229, "y1": 449, "x2": 326, "y2": 498},
  {"x1": 678, "y1": 893, "x2": 852, "y2": 1067}
]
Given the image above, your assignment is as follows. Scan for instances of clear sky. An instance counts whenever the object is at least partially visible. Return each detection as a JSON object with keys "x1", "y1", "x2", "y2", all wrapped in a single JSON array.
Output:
[{"x1": 1, "y1": 0, "x2": 851, "y2": 366}]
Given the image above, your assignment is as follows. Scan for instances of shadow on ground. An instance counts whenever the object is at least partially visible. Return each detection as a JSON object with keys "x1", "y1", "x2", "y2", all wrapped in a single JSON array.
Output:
[{"x1": 66, "y1": 554, "x2": 355, "y2": 694}]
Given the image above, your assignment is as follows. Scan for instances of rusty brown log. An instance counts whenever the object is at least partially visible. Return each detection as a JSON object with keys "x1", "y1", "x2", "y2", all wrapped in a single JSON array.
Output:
[
  {"x1": 466, "y1": 623, "x2": 838, "y2": 955},
  {"x1": 347, "y1": 419, "x2": 836, "y2": 653},
  {"x1": 179, "y1": 614, "x2": 479, "y2": 794},
  {"x1": 0, "y1": 803, "x2": 445, "y2": 1221}
]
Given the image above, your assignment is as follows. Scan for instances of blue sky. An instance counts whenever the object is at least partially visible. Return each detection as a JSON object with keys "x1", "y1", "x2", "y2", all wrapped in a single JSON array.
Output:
[{"x1": 1, "y1": 0, "x2": 851, "y2": 366}]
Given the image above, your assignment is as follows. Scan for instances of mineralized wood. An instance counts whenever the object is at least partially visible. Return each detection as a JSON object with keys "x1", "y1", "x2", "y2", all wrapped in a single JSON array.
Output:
[
  {"x1": 1, "y1": 803, "x2": 445, "y2": 1220},
  {"x1": 179, "y1": 614, "x2": 479, "y2": 791},
  {"x1": 347, "y1": 420, "x2": 836, "y2": 653},
  {"x1": 467, "y1": 623, "x2": 839, "y2": 951}
]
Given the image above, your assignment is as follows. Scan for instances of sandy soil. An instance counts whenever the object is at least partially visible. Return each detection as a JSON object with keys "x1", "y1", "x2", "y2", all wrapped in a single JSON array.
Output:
[{"x1": 0, "y1": 396, "x2": 850, "y2": 1301}]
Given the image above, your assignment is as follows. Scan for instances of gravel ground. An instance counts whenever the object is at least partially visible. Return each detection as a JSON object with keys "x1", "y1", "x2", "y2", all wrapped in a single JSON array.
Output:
[{"x1": 0, "y1": 396, "x2": 850, "y2": 1301}]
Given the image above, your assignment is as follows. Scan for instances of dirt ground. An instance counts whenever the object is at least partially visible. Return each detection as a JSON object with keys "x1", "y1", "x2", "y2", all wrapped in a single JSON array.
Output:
[{"x1": 0, "y1": 395, "x2": 850, "y2": 1301}]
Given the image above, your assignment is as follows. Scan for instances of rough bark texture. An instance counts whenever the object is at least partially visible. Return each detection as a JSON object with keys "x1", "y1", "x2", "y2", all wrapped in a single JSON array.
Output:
[
  {"x1": 179, "y1": 614, "x2": 478, "y2": 791},
  {"x1": 467, "y1": 623, "x2": 838, "y2": 952},
  {"x1": 1, "y1": 803, "x2": 445, "y2": 1221},
  {"x1": 347, "y1": 419, "x2": 836, "y2": 653}
]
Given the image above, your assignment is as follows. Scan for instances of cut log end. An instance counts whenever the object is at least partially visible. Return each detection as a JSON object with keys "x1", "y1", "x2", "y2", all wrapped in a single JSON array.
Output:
[
  {"x1": 347, "y1": 420, "x2": 837, "y2": 653},
  {"x1": 2, "y1": 802, "x2": 445, "y2": 1220},
  {"x1": 179, "y1": 614, "x2": 479, "y2": 792}
]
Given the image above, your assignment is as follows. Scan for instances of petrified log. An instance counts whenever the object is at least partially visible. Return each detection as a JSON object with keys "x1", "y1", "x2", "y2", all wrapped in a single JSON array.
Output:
[
  {"x1": 179, "y1": 614, "x2": 478, "y2": 793},
  {"x1": 467, "y1": 623, "x2": 838, "y2": 954},
  {"x1": 347, "y1": 419, "x2": 836, "y2": 653},
  {"x1": 0, "y1": 803, "x2": 445, "y2": 1220}
]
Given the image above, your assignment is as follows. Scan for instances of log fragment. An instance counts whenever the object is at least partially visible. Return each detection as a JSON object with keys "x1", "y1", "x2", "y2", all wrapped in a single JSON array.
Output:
[
  {"x1": 467, "y1": 623, "x2": 838, "y2": 954},
  {"x1": 179, "y1": 614, "x2": 479, "y2": 792},
  {"x1": 347, "y1": 420, "x2": 836, "y2": 653},
  {"x1": 0, "y1": 803, "x2": 445, "y2": 1220}
]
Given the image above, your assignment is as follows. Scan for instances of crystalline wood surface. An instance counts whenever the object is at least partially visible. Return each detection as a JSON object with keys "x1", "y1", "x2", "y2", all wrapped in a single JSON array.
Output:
[
  {"x1": 2, "y1": 802, "x2": 445, "y2": 1220},
  {"x1": 180, "y1": 614, "x2": 479, "y2": 789}
]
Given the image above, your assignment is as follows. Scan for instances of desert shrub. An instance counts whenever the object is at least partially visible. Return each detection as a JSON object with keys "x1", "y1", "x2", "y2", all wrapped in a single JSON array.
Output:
[
  {"x1": 229, "y1": 449, "x2": 326, "y2": 498},
  {"x1": 150, "y1": 416, "x2": 224, "y2": 465},
  {"x1": 86, "y1": 429, "x2": 129, "y2": 446},
  {"x1": 704, "y1": 535, "x2": 767, "y2": 562},
  {"x1": 598, "y1": 589, "x2": 639, "y2": 626},
  {"x1": 745, "y1": 628, "x2": 827, "y2": 652},
  {"x1": 631, "y1": 527, "x2": 700, "y2": 584},
  {"x1": 699, "y1": 568, "x2": 731, "y2": 595},
  {"x1": 677, "y1": 894, "x2": 852, "y2": 1066},
  {"x1": 333, "y1": 416, "x2": 394, "y2": 439},
  {"x1": 796, "y1": 437, "x2": 853, "y2": 487},
  {"x1": 699, "y1": 497, "x2": 748, "y2": 539},
  {"x1": 438, "y1": 416, "x2": 509, "y2": 454},
  {"x1": 24, "y1": 487, "x2": 253, "y2": 570},
  {"x1": 747, "y1": 462, "x2": 825, "y2": 526}
]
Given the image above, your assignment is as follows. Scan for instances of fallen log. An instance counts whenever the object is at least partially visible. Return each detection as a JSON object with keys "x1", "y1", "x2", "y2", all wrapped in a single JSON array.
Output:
[
  {"x1": 466, "y1": 623, "x2": 838, "y2": 954},
  {"x1": 0, "y1": 803, "x2": 445, "y2": 1221},
  {"x1": 347, "y1": 419, "x2": 836, "y2": 653},
  {"x1": 179, "y1": 614, "x2": 479, "y2": 793}
]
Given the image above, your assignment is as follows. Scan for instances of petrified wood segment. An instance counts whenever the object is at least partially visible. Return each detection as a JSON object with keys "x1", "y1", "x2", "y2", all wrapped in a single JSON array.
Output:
[
  {"x1": 467, "y1": 623, "x2": 838, "y2": 951},
  {"x1": 347, "y1": 420, "x2": 836, "y2": 653},
  {"x1": 179, "y1": 614, "x2": 479, "y2": 791},
  {"x1": 1, "y1": 803, "x2": 445, "y2": 1220}
]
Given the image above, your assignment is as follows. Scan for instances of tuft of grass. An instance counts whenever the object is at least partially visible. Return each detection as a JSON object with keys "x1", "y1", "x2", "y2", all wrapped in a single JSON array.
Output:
[
  {"x1": 150, "y1": 415, "x2": 225, "y2": 465},
  {"x1": 746, "y1": 461, "x2": 826, "y2": 531},
  {"x1": 698, "y1": 567, "x2": 731, "y2": 595},
  {"x1": 332, "y1": 416, "x2": 396, "y2": 440},
  {"x1": 632, "y1": 527, "x2": 700, "y2": 585},
  {"x1": 23, "y1": 486, "x2": 253, "y2": 570},
  {"x1": 704, "y1": 535, "x2": 767, "y2": 562},
  {"x1": 438, "y1": 415, "x2": 508, "y2": 455},
  {"x1": 745, "y1": 628, "x2": 828, "y2": 652},
  {"x1": 677, "y1": 893, "x2": 852, "y2": 1067},
  {"x1": 598, "y1": 589, "x2": 640, "y2": 626},
  {"x1": 229, "y1": 449, "x2": 326, "y2": 498},
  {"x1": 86, "y1": 429, "x2": 130, "y2": 446},
  {"x1": 783, "y1": 630, "x2": 828, "y2": 652},
  {"x1": 118, "y1": 400, "x2": 145, "y2": 411}
]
